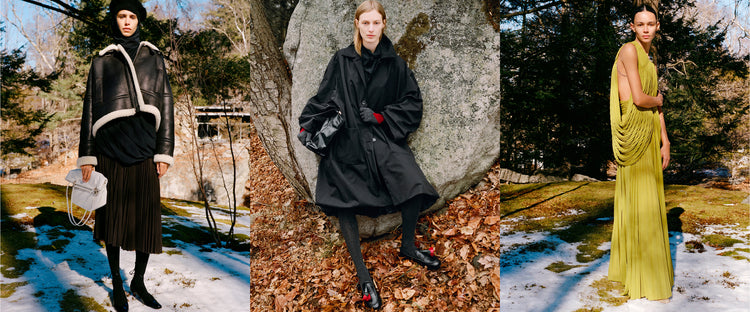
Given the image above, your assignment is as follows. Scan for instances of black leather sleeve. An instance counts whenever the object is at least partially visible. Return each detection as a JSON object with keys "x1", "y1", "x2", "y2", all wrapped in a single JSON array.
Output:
[
  {"x1": 155, "y1": 54, "x2": 174, "y2": 159},
  {"x1": 77, "y1": 60, "x2": 98, "y2": 166}
]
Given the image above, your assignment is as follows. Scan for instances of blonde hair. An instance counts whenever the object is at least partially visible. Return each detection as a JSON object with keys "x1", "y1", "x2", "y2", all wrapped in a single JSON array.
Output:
[{"x1": 353, "y1": 0, "x2": 386, "y2": 55}]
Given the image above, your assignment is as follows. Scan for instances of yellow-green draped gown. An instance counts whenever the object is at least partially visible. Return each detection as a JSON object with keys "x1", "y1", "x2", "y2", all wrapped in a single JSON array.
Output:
[{"x1": 608, "y1": 40, "x2": 673, "y2": 300}]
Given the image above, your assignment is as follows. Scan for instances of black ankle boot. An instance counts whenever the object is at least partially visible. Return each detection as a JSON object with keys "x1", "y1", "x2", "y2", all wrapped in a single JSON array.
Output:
[
  {"x1": 111, "y1": 274, "x2": 129, "y2": 312},
  {"x1": 130, "y1": 273, "x2": 162, "y2": 309},
  {"x1": 399, "y1": 248, "x2": 440, "y2": 270},
  {"x1": 359, "y1": 281, "x2": 381, "y2": 309}
]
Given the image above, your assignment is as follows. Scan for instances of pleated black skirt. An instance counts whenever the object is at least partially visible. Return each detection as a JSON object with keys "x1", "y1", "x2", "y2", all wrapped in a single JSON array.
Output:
[{"x1": 94, "y1": 155, "x2": 162, "y2": 254}]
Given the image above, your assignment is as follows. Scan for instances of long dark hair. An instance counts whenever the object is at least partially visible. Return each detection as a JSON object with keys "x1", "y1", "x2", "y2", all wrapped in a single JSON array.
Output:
[{"x1": 632, "y1": 4, "x2": 658, "y2": 21}]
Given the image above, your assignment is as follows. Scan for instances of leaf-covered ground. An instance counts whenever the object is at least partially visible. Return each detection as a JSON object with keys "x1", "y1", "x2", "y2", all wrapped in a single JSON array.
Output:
[{"x1": 247, "y1": 126, "x2": 501, "y2": 311}]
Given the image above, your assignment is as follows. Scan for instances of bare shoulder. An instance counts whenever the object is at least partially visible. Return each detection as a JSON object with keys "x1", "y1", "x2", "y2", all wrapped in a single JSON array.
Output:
[
  {"x1": 617, "y1": 43, "x2": 638, "y2": 67},
  {"x1": 620, "y1": 43, "x2": 637, "y2": 59}
]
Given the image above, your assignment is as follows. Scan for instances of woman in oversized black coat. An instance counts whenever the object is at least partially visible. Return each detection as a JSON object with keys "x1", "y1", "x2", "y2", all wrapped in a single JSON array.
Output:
[
  {"x1": 298, "y1": 1, "x2": 439, "y2": 309},
  {"x1": 78, "y1": 1, "x2": 173, "y2": 311}
]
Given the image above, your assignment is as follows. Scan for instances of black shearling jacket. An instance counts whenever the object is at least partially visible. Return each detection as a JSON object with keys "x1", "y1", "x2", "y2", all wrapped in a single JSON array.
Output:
[{"x1": 77, "y1": 41, "x2": 175, "y2": 168}]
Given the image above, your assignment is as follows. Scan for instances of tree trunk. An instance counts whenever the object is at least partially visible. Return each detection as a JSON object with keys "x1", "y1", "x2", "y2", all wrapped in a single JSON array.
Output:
[{"x1": 244, "y1": 0, "x2": 311, "y2": 200}]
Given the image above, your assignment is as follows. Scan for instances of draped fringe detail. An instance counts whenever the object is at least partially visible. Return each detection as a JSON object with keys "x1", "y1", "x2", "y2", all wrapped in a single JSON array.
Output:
[{"x1": 610, "y1": 41, "x2": 658, "y2": 166}]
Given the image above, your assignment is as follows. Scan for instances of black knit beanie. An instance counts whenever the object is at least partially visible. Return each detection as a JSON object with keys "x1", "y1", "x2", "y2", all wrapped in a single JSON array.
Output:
[
  {"x1": 109, "y1": 0, "x2": 147, "y2": 24},
  {"x1": 108, "y1": 0, "x2": 147, "y2": 59}
]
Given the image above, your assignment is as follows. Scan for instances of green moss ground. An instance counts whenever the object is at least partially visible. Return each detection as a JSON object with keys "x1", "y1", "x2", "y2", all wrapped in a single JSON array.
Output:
[
  {"x1": 500, "y1": 181, "x2": 749, "y2": 308},
  {"x1": 501, "y1": 182, "x2": 748, "y2": 263}
]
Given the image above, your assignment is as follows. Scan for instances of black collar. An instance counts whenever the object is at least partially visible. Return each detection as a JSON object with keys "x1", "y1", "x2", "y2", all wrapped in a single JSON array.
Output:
[{"x1": 341, "y1": 35, "x2": 398, "y2": 59}]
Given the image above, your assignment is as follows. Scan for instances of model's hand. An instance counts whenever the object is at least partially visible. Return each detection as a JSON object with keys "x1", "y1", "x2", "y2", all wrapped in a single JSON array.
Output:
[
  {"x1": 81, "y1": 165, "x2": 94, "y2": 183},
  {"x1": 656, "y1": 92, "x2": 664, "y2": 107},
  {"x1": 297, "y1": 129, "x2": 312, "y2": 145},
  {"x1": 359, "y1": 107, "x2": 380, "y2": 125},
  {"x1": 660, "y1": 142, "x2": 670, "y2": 170},
  {"x1": 156, "y1": 162, "x2": 169, "y2": 178}
]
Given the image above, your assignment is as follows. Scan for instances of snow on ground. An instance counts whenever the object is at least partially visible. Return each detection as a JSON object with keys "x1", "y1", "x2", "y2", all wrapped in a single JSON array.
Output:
[
  {"x1": 501, "y1": 224, "x2": 750, "y2": 312},
  {"x1": 1, "y1": 203, "x2": 249, "y2": 311},
  {"x1": 166, "y1": 201, "x2": 252, "y2": 234}
]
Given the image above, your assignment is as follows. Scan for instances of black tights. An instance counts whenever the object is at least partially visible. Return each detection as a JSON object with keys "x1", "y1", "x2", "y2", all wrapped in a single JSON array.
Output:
[
  {"x1": 105, "y1": 245, "x2": 150, "y2": 286},
  {"x1": 337, "y1": 196, "x2": 423, "y2": 287}
]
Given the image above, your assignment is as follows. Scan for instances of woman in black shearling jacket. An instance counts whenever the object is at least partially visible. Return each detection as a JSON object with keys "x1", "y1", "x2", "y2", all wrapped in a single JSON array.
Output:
[
  {"x1": 78, "y1": 42, "x2": 174, "y2": 167},
  {"x1": 77, "y1": 1, "x2": 173, "y2": 311}
]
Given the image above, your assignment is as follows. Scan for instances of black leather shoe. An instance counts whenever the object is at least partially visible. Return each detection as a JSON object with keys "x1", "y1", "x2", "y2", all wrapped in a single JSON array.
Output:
[
  {"x1": 131, "y1": 275, "x2": 162, "y2": 309},
  {"x1": 360, "y1": 282, "x2": 382, "y2": 309},
  {"x1": 111, "y1": 277, "x2": 129, "y2": 312},
  {"x1": 399, "y1": 249, "x2": 441, "y2": 270},
  {"x1": 111, "y1": 292, "x2": 129, "y2": 312}
]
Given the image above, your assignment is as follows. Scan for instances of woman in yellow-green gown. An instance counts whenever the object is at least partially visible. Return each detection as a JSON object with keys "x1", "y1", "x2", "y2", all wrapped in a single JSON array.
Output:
[{"x1": 608, "y1": 4, "x2": 673, "y2": 301}]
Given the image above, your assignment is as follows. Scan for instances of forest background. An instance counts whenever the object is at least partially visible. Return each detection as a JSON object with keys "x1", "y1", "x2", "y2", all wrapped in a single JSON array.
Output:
[
  {"x1": 0, "y1": 0, "x2": 748, "y2": 310},
  {"x1": 2, "y1": 0, "x2": 748, "y2": 184},
  {"x1": 500, "y1": 0, "x2": 749, "y2": 182}
]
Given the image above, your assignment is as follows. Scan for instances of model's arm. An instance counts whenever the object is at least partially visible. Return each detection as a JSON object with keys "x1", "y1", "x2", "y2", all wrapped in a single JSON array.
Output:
[
  {"x1": 78, "y1": 61, "x2": 98, "y2": 182},
  {"x1": 658, "y1": 106, "x2": 670, "y2": 170},
  {"x1": 380, "y1": 66, "x2": 423, "y2": 141},
  {"x1": 619, "y1": 43, "x2": 663, "y2": 108},
  {"x1": 299, "y1": 54, "x2": 341, "y2": 133},
  {"x1": 154, "y1": 55, "x2": 175, "y2": 169}
]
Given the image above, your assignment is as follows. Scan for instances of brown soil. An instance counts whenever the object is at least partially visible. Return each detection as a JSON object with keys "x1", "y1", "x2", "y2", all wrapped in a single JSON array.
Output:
[{"x1": 1, "y1": 151, "x2": 77, "y2": 186}]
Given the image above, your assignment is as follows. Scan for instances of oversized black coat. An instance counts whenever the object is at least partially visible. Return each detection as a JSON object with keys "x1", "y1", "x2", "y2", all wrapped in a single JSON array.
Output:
[{"x1": 299, "y1": 36, "x2": 439, "y2": 217}]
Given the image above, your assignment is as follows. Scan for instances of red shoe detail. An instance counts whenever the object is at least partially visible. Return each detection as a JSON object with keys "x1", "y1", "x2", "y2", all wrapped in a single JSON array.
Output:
[
  {"x1": 363, "y1": 294, "x2": 371, "y2": 301},
  {"x1": 429, "y1": 247, "x2": 435, "y2": 257}
]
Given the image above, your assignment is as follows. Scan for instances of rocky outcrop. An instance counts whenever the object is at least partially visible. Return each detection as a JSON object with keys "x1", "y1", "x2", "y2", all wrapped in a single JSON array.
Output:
[
  {"x1": 159, "y1": 110, "x2": 249, "y2": 208},
  {"x1": 282, "y1": 0, "x2": 500, "y2": 237},
  {"x1": 161, "y1": 142, "x2": 249, "y2": 208}
]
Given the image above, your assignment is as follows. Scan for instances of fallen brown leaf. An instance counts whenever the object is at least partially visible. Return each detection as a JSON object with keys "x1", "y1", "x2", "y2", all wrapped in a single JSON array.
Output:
[
  {"x1": 465, "y1": 261, "x2": 476, "y2": 279},
  {"x1": 484, "y1": 215, "x2": 500, "y2": 225},
  {"x1": 490, "y1": 269, "x2": 501, "y2": 301},
  {"x1": 478, "y1": 255, "x2": 500, "y2": 269},
  {"x1": 468, "y1": 217, "x2": 483, "y2": 230},
  {"x1": 273, "y1": 287, "x2": 298, "y2": 312},
  {"x1": 442, "y1": 228, "x2": 457, "y2": 236},
  {"x1": 460, "y1": 244, "x2": 471, "y2": 261}
]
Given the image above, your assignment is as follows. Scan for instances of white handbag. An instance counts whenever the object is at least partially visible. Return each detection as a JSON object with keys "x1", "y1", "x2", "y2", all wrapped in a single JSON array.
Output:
[{"x1": 65, "y1": 168, "x2": 107, "y2": 226}]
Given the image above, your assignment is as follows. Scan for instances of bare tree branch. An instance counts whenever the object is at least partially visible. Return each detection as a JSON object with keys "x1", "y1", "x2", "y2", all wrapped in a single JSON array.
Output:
[
  {"x1": 18, "y1": 0, "x2": 98, "y2": 27},
  {"x1": 3, "y1": 3, "x2": 54, "y2": 71},
  {"x1": 500, "y1": 1, "x2": 566, "y2": 19}
]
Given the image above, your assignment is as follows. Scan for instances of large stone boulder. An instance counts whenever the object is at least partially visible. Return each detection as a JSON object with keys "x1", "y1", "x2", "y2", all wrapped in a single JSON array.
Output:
[{"x1": 283, "y1": 0, "x2": 500, "y2": 237}]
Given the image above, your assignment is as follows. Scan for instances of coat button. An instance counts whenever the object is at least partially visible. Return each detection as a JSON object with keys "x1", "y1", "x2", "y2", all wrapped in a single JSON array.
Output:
[{"x1": 372, "y1": 138, "x2": 376, "y2": 142}]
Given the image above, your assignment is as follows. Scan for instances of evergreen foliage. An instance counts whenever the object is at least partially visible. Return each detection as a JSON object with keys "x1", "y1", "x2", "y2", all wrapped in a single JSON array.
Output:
[
  {"x1": 1, "y1": 48, "x2": 56, "y2": 156},
  {"x1": 500, "y1": 0, "x2": 748, "y2": 179}
]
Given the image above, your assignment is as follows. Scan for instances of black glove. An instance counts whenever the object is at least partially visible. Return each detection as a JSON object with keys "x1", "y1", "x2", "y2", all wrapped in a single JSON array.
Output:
[
  {"x1": 297, "y1": 129, "x2": 313, "y2": 146},
  {"x1": 359, "y1": 107, "x2": 380, "y2": 125}
]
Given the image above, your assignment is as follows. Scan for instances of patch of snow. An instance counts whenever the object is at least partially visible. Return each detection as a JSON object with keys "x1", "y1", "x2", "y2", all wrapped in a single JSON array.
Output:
[
  {"x1": 501, "y1": 229, "x2": 750, "y2": 311},
  {"x1": 1, "y1": 205, "x2": 249, "y2": 311},
  {"x1": 8, "y1": 213, "x2": 29, "y2": 219}
]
